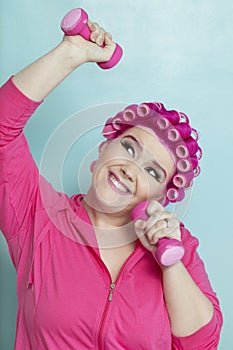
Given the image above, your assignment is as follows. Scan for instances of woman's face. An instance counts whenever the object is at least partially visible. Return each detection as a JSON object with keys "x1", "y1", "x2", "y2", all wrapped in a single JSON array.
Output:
[{"x1": 90, "y1": 126, "x2": 176, "y2": 214}]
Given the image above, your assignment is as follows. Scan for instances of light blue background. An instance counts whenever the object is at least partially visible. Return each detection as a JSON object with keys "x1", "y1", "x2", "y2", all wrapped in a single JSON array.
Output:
[{"x1": 0, "y1": 0, "x2": 232, "y2": 348}]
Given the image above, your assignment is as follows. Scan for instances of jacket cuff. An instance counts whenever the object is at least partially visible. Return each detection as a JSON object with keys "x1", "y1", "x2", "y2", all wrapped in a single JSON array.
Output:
[
  {"x1": 7, "y1": 75, "x2": 44, "y2": 107},
  {"x1": 172, "y1": 311, "x2": 222, "y2": 349}
]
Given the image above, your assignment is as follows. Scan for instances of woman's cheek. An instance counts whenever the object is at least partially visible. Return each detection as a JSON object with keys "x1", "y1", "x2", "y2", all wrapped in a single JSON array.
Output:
[{"x1": 146, "y1": 178, "x2": 167, "y2": 202}]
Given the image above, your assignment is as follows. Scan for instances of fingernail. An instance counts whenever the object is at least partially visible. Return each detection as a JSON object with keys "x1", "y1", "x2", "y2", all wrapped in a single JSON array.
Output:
[
  {"x1": 97, "y1": 39, "x2": 103, "y2": 46},
  {"x1": 136, "y1": 220, "x2": 146, "y2": 229},
  {"x1": 91, "y1": 34, "x2": 97, "y2": 42}
]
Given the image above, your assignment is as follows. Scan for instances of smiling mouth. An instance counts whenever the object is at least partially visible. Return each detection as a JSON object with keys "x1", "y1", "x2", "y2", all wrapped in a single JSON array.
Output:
[{"x1": 108, "y1": 172, "x2": 132, "y2": 195}]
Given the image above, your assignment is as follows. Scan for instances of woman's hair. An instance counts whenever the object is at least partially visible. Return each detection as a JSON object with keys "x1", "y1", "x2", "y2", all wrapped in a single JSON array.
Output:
[{"x1": 102, "y1": 102, "x2": 202, "y2": 205}]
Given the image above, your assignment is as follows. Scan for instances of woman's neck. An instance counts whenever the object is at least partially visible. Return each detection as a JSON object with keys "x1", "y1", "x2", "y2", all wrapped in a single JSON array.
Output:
[
  {"x1": 81, "y1": 196, "x2": 131, "y2": 228},
  {"x1": 81, "y1": 195, "x2": 138, "y2": 249}
]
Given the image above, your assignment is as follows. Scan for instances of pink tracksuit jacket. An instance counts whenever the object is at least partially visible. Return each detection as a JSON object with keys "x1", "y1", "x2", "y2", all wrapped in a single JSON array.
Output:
[{"x1": 0, "y1": 77, "x2": 223, "y2": 349}]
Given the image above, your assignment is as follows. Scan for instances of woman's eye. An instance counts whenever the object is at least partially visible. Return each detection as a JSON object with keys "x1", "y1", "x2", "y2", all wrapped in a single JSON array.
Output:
[
  {"x1": 145, "y1": 167, "x2": 162, "y2": 182},
  {"x1": 121, "y1": 140, "x2": 135, "y2": 157}
]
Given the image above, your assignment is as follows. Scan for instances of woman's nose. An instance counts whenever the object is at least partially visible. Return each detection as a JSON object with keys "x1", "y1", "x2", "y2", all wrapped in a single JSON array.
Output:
[{"x1": 121, "y1": 166, "x2": 136, "y2": 182}]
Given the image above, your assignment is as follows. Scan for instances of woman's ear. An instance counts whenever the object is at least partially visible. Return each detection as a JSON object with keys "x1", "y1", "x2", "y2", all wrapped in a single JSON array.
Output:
[
  {"x1": 98, "y1": 140, "x2": 108, "y2": 154},
  {"x1": 90, "y1": 141, "x2": 108, "y2": 173},
  {"x1": 90, "y1": 160, "x2": 97, "y2": 173}
]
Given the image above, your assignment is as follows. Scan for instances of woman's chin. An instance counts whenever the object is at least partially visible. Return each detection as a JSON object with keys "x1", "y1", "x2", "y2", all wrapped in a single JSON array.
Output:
[{"x1": 85, "y1": 188, "x2": 134, "y2": 214}]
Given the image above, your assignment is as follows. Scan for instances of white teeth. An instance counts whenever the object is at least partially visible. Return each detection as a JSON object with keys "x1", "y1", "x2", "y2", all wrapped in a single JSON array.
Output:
[{"x1": 110, "y1": 174, "x2": 128, "y2": 193}]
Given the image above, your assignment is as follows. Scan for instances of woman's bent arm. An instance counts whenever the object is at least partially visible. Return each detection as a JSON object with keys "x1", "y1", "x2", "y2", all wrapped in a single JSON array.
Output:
[
  {"x1": 12, "y1": 23, "x2": 116, "y2": 101},
  {"x1": 12, "y1": 42, "x2": 83, "y2": 102}
]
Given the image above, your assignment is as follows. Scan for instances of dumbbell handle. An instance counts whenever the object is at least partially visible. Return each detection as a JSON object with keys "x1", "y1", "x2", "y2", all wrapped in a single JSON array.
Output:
[
  {"x1": 61, "y1": 8, "x2": 123, "y2": 69},
  {"x1": 131, "y1": 201, "x2": 185, "y2": 266}
]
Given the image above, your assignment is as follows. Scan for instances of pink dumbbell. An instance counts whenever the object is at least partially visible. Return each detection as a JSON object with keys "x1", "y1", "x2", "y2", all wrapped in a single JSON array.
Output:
[
  {"x1": 131, "y1": 201, "x2": 185, "y2": 266},
  {"x1": 61, "y1": 8, "x2": 123, "y2": 69}
]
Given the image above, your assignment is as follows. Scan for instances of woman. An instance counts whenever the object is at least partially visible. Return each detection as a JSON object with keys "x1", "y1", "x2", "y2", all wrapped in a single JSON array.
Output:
[{"x1": 0, "y1": 16, "x2": 223, "y2": 350}]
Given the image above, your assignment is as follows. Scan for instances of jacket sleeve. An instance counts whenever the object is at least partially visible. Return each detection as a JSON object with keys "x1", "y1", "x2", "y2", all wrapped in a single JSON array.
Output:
[
  {"x1": 172, "y1": 224, "x2": 223, "y2": 349},
  {"x1": 0, "y1": 76, "x2": 44, "y2": 242}
]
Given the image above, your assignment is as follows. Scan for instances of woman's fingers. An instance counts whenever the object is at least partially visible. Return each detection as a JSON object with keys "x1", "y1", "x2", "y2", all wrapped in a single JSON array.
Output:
[
  {"x1": 105, "y1": 32, "x2": 113, "y2": 41},
  {"x1": 133, "y1": 200, "x2": 182, "y2": 253},
  {"x1": 146, "y1": 200, "x2": 164, "y2": 218},
  {"x1": 88, "y1": 21, "x2": 111, "y2": 46},
  {"x1": 145, "y1": 203, "x2": 180, "y2": 236},
  {"x1": 62, "y1": 18, "x2": 116, "y2": 66},
  {"x1": 146, "y1": 220, "x2": 167, "y2": 244},
  {"x1": 134, "y1": 220, "x2": 155, "y2": 252},
  {"x1": 146, "y1": 211, "x2": 172, "y2": 232},
  {"x1": 166, "y1": 215, "x2": 180, "y2": 235}
]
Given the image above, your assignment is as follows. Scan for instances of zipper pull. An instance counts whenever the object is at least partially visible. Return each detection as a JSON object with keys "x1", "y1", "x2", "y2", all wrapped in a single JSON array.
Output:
[{"x1": 108, "y1": 283, "x2": 115, "y2": 301}]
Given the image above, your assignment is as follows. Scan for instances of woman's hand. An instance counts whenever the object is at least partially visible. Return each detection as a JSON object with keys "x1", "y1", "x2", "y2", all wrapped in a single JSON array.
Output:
[
  {"x1": 133, "y1": 200, "x2": 181, "y2": 256},
  {"x1": 12, "y1": 19, "x2": 117, "y2": 101},
  {"x1": 61, "y1": 20, "x2": 117, "y2": 68}
]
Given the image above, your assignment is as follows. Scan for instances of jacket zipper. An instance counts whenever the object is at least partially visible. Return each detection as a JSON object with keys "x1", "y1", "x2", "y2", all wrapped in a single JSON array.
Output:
[
  {"x1": 97, "y1": 243, "x2": 141, "y2": 349},
  {"x1": 98, "y1": 282, "x2": 115, "y2": 349},
  {"x1": 108, "y1": 282, "x2": 116, "y2": 301}
]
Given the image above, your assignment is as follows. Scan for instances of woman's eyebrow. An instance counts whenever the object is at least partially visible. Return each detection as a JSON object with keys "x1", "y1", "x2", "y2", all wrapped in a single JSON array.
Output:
[
  {"x1": 123, "y1": 135, "x2": 143, "y2": 151},
  {"x1": 123, "y1": 135, "x2": 167, "y2": 179},
  {"x1": 152, "y1": 160, "x2": 167, "y2": 180}
]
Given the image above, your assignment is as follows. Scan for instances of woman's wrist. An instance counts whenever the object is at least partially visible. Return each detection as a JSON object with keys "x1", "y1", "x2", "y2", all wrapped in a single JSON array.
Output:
[
  {"x1": 160, "y1": 260, "x2": 182, "y2": 273},
  {"x1": 58, "y1": 39, "x2": 88, "y2": 71}
]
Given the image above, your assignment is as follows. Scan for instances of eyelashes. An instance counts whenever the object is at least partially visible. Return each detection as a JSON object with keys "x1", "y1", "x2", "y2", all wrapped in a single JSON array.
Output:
[
  {"x1": 120, "y1": 140, "x2": 135, "y2": 157},
  {"x1": 145, "y1": 167, "x2": 163, "y2": 182},
  {"x1": 120, "y1": 139, "x2": 162, "y2": 182}
]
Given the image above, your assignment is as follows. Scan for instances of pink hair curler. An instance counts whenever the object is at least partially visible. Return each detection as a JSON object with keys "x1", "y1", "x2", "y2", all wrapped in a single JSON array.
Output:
[
  {"x1": 167, "y1": 124, "x2": 192, "y2": 142},
  {"x1": 122, "y1": 104, "x2": 138, "y2": 121},
  {"x1": 131, "y1": 201, "x2": 185, "y2": 266},
  {"x1": 60, "y1": 8, "x2": 123, "y2": 69},
  {"x1": 137, "y1": 103, "x2": 152, "y2": 117},
  {"x1": 112, "y1": 117, "x2": 124, "y2": 130},
  {"x1": 167, "y1": 187, "x2": 185, "y2": 202},
  {"x1": 177, "y1": 158, "x2": 192, "y2": 172},
  {"x1": 167, "y1": 127, "x2": 181, "y2": 142},
  {"x1": 172, "y1": 172, "x2": 193, "y2": 188},
  {"x1": 102, "y1": 118, "x2": 116, "y2": 138},
  {"x1": 156, "y1": 117, "x2": 170, "y2": 130},
  {"x1": 175, "y1": 144, "x2": 190, "y2": 158}
]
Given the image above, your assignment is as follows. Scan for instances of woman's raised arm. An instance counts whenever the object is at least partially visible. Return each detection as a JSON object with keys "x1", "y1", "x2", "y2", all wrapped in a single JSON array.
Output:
[{"x1": 12, "y1": 20, "x2": 116, "y2": 101}]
